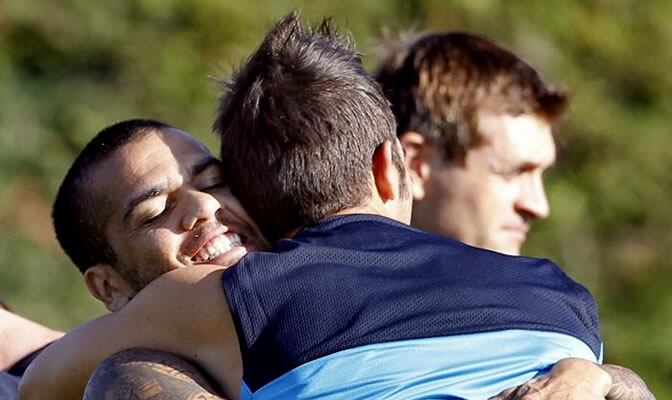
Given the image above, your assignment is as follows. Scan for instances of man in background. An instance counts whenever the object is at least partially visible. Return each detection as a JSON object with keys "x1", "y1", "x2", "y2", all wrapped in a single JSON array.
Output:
[
  {"x1": 376, "y1": 31, "x2": 563, "y2": 256},
  {"x1": 375, "y1": 31, "x2": 653, "y2": 398}
]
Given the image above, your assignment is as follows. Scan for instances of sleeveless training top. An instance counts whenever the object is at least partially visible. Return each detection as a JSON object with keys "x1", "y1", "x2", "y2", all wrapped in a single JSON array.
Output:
[{"x1": 222, "y1": 214, "x2": 601, "y2": 400}]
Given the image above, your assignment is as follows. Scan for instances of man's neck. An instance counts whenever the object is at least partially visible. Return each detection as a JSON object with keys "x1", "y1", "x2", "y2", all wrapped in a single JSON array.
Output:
[
  {"x1": 333, "y1": 205, "x2": 390, "y2": 218},
  {"x1": 281, "y1": 204, "x2": 409, "y2": 240}
]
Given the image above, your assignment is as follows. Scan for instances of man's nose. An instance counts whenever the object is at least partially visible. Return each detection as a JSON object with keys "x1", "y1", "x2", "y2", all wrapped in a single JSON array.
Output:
[
  {"x1": 515, "y1": 175, "x2": 550, "y2": 220},
  {"x1": 180, "y1": 189, "x2": 221, "y2": 231}
]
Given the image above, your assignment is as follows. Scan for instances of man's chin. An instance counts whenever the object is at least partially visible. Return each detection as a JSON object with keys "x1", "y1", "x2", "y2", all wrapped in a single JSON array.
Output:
[
  {"x1": 493, "y1": 242, "x2": 522, "y2": 256},
  {"x1": 479, "y1": 237, "x2": 522, "y2": 256}
]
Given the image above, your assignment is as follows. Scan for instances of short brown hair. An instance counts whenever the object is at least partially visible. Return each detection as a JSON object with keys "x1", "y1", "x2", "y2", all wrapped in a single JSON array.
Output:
[
  {"x1": 375, "y1": 31, "x2": 567, "y2": 161},
  {"x1": 214, "y1": 12, "x2": 402, "y2": 241}
]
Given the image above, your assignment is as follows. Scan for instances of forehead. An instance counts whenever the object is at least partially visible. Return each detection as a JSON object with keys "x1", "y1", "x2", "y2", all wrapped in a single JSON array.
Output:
[
  {"x1": 476, "y1": 112, "x2": 556, "y2": 167},
  {"x1": 89, "y1": 128, "x2": 214, "y2": 206}
]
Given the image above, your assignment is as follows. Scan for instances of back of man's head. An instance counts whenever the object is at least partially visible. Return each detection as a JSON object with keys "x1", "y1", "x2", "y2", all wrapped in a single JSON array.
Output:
[
  {"x1": 375, "y1": 31, "x2": 567, "y2": 161},
  {"x1": 52, "y1": 119, "x2": 171, "y2": 275},
  {"x1": 215, "y1": 12, "x2": 402, "y2": 242}
]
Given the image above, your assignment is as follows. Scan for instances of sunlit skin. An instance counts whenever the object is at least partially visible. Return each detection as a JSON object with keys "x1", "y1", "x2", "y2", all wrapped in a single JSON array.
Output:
[
  {"x1": 0, "y1": 309, "x2": 64, "y2": 370},
  {"x1": 88, "y1": 128, "x2": 268, "y2": 294},
  {"x1": 409, "y1": 112, "x2": 555, "y2": 255}
]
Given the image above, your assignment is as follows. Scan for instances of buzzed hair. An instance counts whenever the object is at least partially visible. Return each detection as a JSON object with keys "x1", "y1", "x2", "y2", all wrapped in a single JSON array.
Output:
[
  {"x1": 52, "y1": 119, "x2": 171, "y2": 277},
  {"x1": 375, "y1": 31, "x2": 567, "y2": 161},
  {"x1": 214, "y1": 12, "x2": 403, "y2": 242}
]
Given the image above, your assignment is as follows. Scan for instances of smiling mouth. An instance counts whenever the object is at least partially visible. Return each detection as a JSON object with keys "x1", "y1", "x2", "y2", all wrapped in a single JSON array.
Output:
[{"x1": 191, "y1": 233, "x2": 243, "y2": 263}]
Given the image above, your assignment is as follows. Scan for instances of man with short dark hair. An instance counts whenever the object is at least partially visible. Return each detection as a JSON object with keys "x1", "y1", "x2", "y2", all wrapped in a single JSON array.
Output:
[
  {"x1": 376, "y1": 32, "x2": 564, "y2": 256},
  {"x1": 51, "y1": 118, "x2": 267, "y2": 311},
  {"x1": 21, "y1": 15, "x2": 615, "y2": 400}
]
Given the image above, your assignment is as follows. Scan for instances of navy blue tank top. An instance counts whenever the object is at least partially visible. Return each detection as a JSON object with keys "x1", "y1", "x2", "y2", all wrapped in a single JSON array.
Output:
[{"x1": 222, "y1": 214, "x2": 601, "y2": 395}]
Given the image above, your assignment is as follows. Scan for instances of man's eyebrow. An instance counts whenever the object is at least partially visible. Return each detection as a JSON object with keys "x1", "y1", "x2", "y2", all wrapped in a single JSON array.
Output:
[
  {"x1": 123, "y1": 185, "x2": 169, "y2": 224},
  {"x1": 190, "y1": 156, "x2": 222, "y2": 177},
  {"x1": 122, "y1": 156, "x2": 221, "y2": 224}
]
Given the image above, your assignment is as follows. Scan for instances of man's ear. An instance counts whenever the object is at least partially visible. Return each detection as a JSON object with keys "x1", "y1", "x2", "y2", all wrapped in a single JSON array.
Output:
[
  {"x1": 399, "y1": 131, "x2": 430, "y2": 200},
  {"x1": 83, "y1": 265, "x2": 135, "y2": 312},
  {"x1": 372, "y1": 140, "x2": 401, "y2": 203}
]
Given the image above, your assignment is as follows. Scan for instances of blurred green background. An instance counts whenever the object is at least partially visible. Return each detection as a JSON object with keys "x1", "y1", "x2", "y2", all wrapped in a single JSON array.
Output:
[{"x1": 1, "y1": 0, "x2": 670, "y2": 396}]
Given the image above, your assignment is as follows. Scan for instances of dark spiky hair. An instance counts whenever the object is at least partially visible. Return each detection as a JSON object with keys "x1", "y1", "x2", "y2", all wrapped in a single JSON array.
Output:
[{"x1": 214, "y1": 12, "x2": 403, "y2": 241}]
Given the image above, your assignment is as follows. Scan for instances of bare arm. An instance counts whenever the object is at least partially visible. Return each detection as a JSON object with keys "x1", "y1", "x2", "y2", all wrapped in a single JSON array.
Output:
[
  {"x1": 19, "y1": 265, "x2": 242, "y2": 400},
  {"x1": 0, "y1": 309, "x2": 64, "y2": 371},
  {"x1": 83, "y1": 349, "x2": 226, "y2": 400}
]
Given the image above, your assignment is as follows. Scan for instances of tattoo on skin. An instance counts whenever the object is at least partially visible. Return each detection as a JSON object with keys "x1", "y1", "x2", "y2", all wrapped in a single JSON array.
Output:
[
  {"x1": 602, "y1": 364, "x2": 656, "y2": 400},
  {"x1": 83, "y1": 349, "x2": 226, "y2": 400}
]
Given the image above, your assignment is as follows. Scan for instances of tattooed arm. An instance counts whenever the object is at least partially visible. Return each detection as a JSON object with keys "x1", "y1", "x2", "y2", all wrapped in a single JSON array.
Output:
[
  {"x1": 84, "y1": 349, "x2": 225, "y2": 400},
  {"x1": 602, "y1": 364, "x2": 655, "y2": 400}
]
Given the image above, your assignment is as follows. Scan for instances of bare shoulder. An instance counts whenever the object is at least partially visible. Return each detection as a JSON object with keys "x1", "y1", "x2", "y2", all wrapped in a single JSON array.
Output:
[
  {"x1": 130, "y1": 265, "x2": 235, "y2": 342},
  {"x1": 125, "y1": 265, "x2": 242, "y2": 396}
]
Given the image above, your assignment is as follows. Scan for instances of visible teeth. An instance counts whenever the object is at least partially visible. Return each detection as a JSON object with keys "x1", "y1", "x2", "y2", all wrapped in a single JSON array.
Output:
[
  {"x1": 192, "y1": 233, "x2": 242, "y2": 263},
  {"x1": 197, "y1": 249, "x2": 209, "y2": 261},
  {"x1": 214, "y1": 235, "x2": 231, "y2": 252}
]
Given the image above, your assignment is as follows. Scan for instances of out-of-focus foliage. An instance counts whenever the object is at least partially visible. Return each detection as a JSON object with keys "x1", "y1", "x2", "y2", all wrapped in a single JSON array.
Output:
[{"x1": 0, "y1": 0, "x2": 669, "y2": 396}]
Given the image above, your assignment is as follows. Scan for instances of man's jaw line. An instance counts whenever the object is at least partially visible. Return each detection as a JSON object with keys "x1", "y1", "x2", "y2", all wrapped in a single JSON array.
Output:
[{"x1": 496, "y1": 224, "x2": 529, "y2": 255}]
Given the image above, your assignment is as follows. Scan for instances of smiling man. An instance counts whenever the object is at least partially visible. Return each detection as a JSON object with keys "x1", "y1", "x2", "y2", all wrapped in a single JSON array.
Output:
[
  {"x1": 52, "y1": 118, "x2": 267, "y2": 310},
  {"x1": 376, "y1": 31, "x2": 563, "y2": 255}
]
